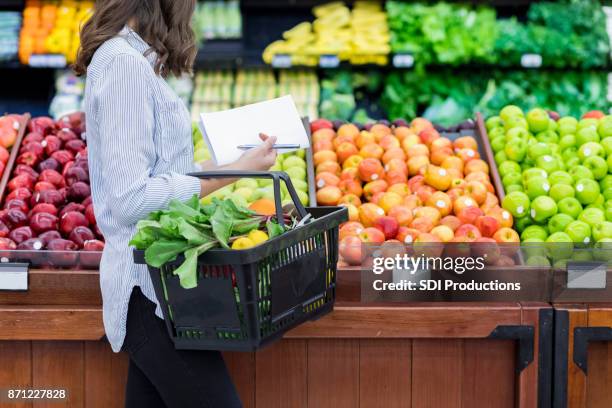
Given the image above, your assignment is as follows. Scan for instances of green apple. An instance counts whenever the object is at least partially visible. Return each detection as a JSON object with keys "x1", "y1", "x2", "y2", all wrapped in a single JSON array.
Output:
[
  {"x1": 535, "y1": 130, "x2": 559, "y2": 144},
  {"x1": 523, "y1": 167, "x2": 548, "y2": 181},
  {"x1": 553, "y1": 259, "x2": 569, "y2": 269},
  {"x1": 559, "y1": 134, "x2": 577, "y2": 150},
  {"x1": 523, "y1": 176, "x2": 550, "y2": 200},
  {"x1": 227, "y1": 192, "x2": 249, "y2": 208},
  {"x1": 498, "y1": 161, "x2": 521, "y2": 178},
  {"x1": 527, "y1": 143, "x2": 551, "y2": 161},
  {"x1": 258, "y1": 179, "x2": 273, "y2": 187},
  {"x1": 521, "y1": 225, "x2": 549, "y2": 241},
  {"x1": 572, "y1": 251, "x2": 593, "y2": 261},
  {"x1": 605, "y1": 188, "x2": 612, "y2": 202},
  {"x1": 607, "y1": 154, "x2": 612, "y2": 173},
  {"x1": 548, "y1": 170, "x2": 573, "y2": 186},
  {"x1": 566, "y1": 157, "x2": 581, "y2": 170},
  {"x1": 600, "y1": 137, "x2": 612, "y2": 156},
  {"x1": 526, "y1": 255, "x2": 551, "y2": 267},
  {"x1": 564, "y1": 220, "x2": 592, "y2": 244},
  {"x1": 491, "y1": 137, "x2": 506, "y2": 153},
  {"x1": 506, "y1": 127, "x2": 530, "y2": 141},
  {"x1": 558, "y1": 116, "x2": 578, "y2": 135},
  {"x1": 593, "y1": 238, "x2": 612, "y2": 262},
  {"x1": 575, "y1": 179, "x2": 600, "y2": 205},
  {"x1": 548, "y1": 213, "x2": 575, "y2": 234},
  {"x1": 549, "y1": 118, "x2": 558, "y2": 132},
  {"x1": 495, "y1": 151, "x2": 508, "y2": 164},
  {"x1": 296, "y1": 149, "x2": 306, "y2": 159},
  {"x1": 489, "y1": 126, "x2": 506, "y2": 140},
  {"x1": 504, "y1": 116, "x2": 528, "y2": 131},
  {"x1": 282, "y1": 156, "x2": 306, "y2": 170},
  {"x1": 561, "y1": 147, "x2": 578, "y2": 162},
  {"x1": 601, "y1": 176, "x2": 612, "y2": 190},
  {"x1": 558, "y1": 197, "x2": 583, "y2": 219},
  {"x1": 233, "y1": 187, "x2": 254, "y2": 201},
  {"x1": 486, "y1": 116, "x2": 503, "y2": 130},
  {"x1": 502, "y1": 172, "x2": 522, "y2": 188},
  {"x1": 586, "y1": 193, "x2": 605, "y2": 210},
  {"x1": 569, "y1": 165, "x2": 594, "y2": 182},
  {"x1": 506, "y1": 184, "x2": 524, "y2": 193},
  {"x1": 582, "y1": 156, "x2": 608, "y2": 180},
  {"x1": 514, "y1": 216, "x2": 533, "y2": 233},
  {"x1": 296, "y1": 190, "x2": 309, "y2": 206},
  {"x1": 285, "y1": 167, "x2": 306, "y2": 180},
  {"x1": 549, "y1": 184, "x2": 575, "y2": 202},
  {"x1": 598, "y1": 118, "x2": 612, "y2": 138},
  {"x1": 526, "y1": 108, "x2": 550, "y2": 133},
  {"x1": 576, "y1": 126, "x2": 600, "y2": 146},
  {"x1": 578, "y1": 207, "x2": 605, "y2": 228},
  {"x1": 504, "y1": 138, "x2": 528, "y2": 162},
  {"x1": 235, "y1": 178, "x2": 259, "y2": 190},
  {"x1": 578, "y1": 141, "x2": 605, "y2": 160},
  {"x1": 535, "y1": 155, "x2": 560, "y2": 174},
  {"x1": 502, "y1": 191, "x2": 531, "y2": 218},
  {"x1": 577, "y1": 118, "x2": 599, "y2": 130},
  {"x1": 592, "y1": 221, "x2": 612, "y2": 241},
  {"x1": 291, "y1": 179, "x2": 308, "y2": 192},
  {"x1": 546, "y1": 231, "x2": 574, "y2": 261},
  {"x1": 522, "y1": 238, "x2": 546, "y2": 258},
  {"x1": 500, "y1": 105, "x2": 524, "y2": 122},
  {"x1": 530, "y1": 196, "x2": 557, "y2": 222}
]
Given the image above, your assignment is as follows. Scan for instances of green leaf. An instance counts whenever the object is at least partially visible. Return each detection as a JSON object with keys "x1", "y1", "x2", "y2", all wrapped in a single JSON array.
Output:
[
  {"x1": 232, "y1": 217, "x2": 263, "y2": 235},
  {"x1": 210, "y1": 205, "x2": 232, "y2": 248},
  {"x1": 129, "y1": 227, "x2": 158, "y2": 250},
  {"x1": 144, "y1": 239, "x2": 189, "y2": 268},
  {"x1": 173, "y1": 241, "x2": 220, "y2": 289},
  {"x1": 177, "y1": 218, "x2": 212, "y2": 245},
  {"x1": 266, "y1": 220, "x2": 285, "y2": 239},
  {"x1": 168, "y1": 197, "x2": 200, "y2": 220}
]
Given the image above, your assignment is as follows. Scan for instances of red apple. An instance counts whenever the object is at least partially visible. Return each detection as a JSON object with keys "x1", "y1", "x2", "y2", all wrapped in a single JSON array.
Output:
[{"x1": 373, "y1": 216, "x2": 400, "y2": 240}]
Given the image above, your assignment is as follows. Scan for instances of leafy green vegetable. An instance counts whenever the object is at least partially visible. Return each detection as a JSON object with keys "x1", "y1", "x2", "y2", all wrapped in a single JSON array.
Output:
[{"x1": 130, "y1": 195, "x2": 295, "y2": 289}]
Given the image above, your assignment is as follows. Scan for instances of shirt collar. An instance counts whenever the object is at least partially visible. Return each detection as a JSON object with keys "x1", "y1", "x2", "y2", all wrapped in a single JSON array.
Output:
[{"x1": 118, "y1": 25, "x2": 157, "y2": 67}]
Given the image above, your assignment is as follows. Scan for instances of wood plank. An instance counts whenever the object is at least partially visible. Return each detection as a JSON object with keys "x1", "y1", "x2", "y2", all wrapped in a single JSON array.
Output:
[
  {"x1": 411, "y1": 339, "x2": 462, "y2": 408},
  {"x1": 307, "y1": 339, "x2": 359, "y2": 408},
  {"x1": 0, "y1": 341, "x2": 32, "y2": 408},
  {"x1": 566, "y1": 307, "x2": 588, "y2": 408},
  {"x1": 223, "y1": 352, "x2": 255, "y2": 408},
  {"x1": 287, "y1": 305, "x2": 521, "y2": 338},
  {"x1": 0, "y1": 307, "x2": 103, "y2": 340},
  {"x1": 518, "y1": 305, "x2": 545, "y2": 408},
  {"x1": 32, "y1": 341, "x2": 84, "y2": 408},
  {"x1": 586, "y1": 341, "x2": 612, "y2": 408},
  {"x1": 359, "y1": 339, "x2": 411, "y2": 408},
  {"x1": 586, "y1": 307, "x2": 612, "y2": 327},
  {"x1": 255, "y1": 340, "x2": 307, "y2": 408},
  {"x1": 462, "y1": 339, "x2": 515, "y2": 408},
  {"x1": 0, "y1": 270, "x2": 101, "y2": 306},
  {"x1": 84, "y1": 341, "x2": 128, "y2": 408}
]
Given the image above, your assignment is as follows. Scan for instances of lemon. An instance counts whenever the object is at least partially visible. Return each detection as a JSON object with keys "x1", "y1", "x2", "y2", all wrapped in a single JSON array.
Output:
[
  {"x1": 248, "y1": 230, "x2": 269, "y2": 245},
  {"x1": 232, "y1": 237, "x2": 255, "y2": 250}
]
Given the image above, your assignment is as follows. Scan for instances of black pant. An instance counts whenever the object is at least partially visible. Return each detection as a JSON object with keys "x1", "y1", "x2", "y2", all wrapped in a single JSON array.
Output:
[{"x1": 122, "y1": 287, "x2": 243, "y2": 408}]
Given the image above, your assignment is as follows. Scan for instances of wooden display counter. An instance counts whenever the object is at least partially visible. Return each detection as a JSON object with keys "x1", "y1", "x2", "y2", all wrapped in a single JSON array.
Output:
[
  {"x1": 553, "y1": 304, "x2": 612, "y2": 408},
  {"x1": 0, "y1": 268, "x2": 552, "y2": 408}
]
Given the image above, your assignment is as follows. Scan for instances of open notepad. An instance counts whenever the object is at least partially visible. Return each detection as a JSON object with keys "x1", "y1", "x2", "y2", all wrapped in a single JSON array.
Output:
[{"x1": 198, "y1": 95, "x2": 310, "y2": 166}]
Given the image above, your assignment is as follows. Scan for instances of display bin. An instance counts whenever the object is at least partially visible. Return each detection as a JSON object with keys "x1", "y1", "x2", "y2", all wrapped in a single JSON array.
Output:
[
  {"x1": 134, "y1": 170, "x2": 347, "y2": 351},
  {"x1": 553, "y1": 304, "x2": 612, "y2": 408}
]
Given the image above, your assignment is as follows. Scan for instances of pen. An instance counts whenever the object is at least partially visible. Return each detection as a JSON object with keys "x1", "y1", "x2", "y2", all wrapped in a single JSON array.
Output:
[{"x1": 237, "y1": 144, "x2": 301, "y2": 150}]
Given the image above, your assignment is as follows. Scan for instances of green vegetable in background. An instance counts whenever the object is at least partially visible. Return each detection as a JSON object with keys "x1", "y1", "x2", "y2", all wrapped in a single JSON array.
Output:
[{"x1": 130, "y1": 196, "x2": 289, "y2": 289}]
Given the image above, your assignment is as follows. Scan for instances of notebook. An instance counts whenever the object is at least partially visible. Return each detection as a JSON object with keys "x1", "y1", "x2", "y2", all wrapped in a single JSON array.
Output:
[{"x1": 198, "y1": 95, "x2": 310, "y2": 166}]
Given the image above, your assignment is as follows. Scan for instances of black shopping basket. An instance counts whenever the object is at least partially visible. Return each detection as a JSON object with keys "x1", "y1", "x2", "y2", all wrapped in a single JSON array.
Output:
[{"x1": 134, "y1": 171, "x2": 347, "y2": 351}]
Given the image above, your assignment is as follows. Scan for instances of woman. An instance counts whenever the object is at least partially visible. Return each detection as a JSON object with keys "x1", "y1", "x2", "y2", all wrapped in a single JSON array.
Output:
[{"x1": 74, "y1": 1, "x2": 276, "y2": 407}]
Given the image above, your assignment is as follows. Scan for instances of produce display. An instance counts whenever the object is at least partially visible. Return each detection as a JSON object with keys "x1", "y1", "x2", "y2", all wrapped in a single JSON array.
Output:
[
  {"x1": 382, "y1": 70, "x2": 610, "y2": 127},
  {"x1": 488, "y1": 106, "x2": 612, "y2": 261},
  {"x1": 193, "y1": 0, "x2": 241, "y2": 42},
  {"x1": 320, "y1": 70, "x2": 384, "y2": 123},
  {"x1": 130, "y1": 195, "x2": 294, "y2": 289},
  {"x1": 192, "y1": 125, "x2": 311, "y2": 208},
  {"x1": 386, "y1": 0, "x2": 609, "y2": 69},
  {"x1": 0, "y1": 115, "x2": 22, "y2": 180},
  {"x1": 310, "y1": 118, "x2": 519, "y2": 265},
  {"x1": 19, "y1": 0, "x2": 93, "y2": 65},
  {"x1": 190, "y1": 69, "x2": 319, "y2": 122},
  {"x1": 263, "y1": 1, "x2": 390, "y2": 67},
  {"x1": 0, "y1": 12, "x2": 21, "y2": 62},
  {"x1": 0, "y1": 114, "x2": 104, "y2": 255}
]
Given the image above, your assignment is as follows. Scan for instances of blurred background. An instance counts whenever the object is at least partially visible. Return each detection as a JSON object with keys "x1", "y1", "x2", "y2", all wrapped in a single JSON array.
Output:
[{"x1": 0, "y1": 0, "x2": 610, "y2": 126}]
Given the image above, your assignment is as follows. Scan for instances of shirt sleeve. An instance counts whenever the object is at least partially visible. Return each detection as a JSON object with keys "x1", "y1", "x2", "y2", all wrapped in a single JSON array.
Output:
[{"x1": 94, "y1": 54, "x2": 201, "y2": 227}]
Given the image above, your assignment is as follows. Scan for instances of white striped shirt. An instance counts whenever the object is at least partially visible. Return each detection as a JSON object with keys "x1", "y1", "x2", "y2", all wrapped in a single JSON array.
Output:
[{"x1": 84, "y1": 27, "x2": 201, "y2": 352}]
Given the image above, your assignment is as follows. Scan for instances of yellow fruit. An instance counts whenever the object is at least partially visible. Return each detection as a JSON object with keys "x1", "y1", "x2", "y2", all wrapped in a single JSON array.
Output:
[
  {"x1": 232, "y1": 237, "x2": 255, "y2": 250},
  {"x1": 248, "y1": 230, "x2": 269, "y2": 245}
]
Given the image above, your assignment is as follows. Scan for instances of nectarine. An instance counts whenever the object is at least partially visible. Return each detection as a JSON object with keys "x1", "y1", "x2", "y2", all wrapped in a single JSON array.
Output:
[
  {"x1": 338, "y1": 179, "x2": 363, "y2": 197},
  {"x1": 355, "y1": 131, "x2": 375, "y2": 148},
  {"x1": 431, "y1": 225, "x2": 454, "y2": 242},
  {"x1": 441, "y1": 156, "x2": 464, "y2": 173},
  {"x1": 338, "y1": 193, "x2": 362, "y2": 207},
  {"x1": 410, "y1": 217, "x2": 435, "y2": 233},
  {"x1": 457, "y1": 206, "x2": 485, "y2": 225},
  {"x1": 358, "y1": 158, "x2": 385, "y2": 182},
  {"x1": 456, "y1": 148, "x2": 480, "y2": 162},
  {"x1": 335, "y1": 142, "x2": 359, "y2": 164},
  {"x1": 342, "y1": 154, "x2": 363, "y2": 170},
  {"x1": 337, "y1": 123, "x2": 360, "y2": 140},
  {"x1": 339, "y1": 221, "x2": 365, "y2": 240},
  {"x1": 430, "y1": 147, "x2": 453, "y2": 166},
  {"x1": 475, "y1": 215, "x2": 501, "y2": 238},
  {"x1": 401, "y1": 134, "x2": 421, "y2": 152},
  {"x1": 397, "y1": 227, "x2": 420, "y2": 244},
  {"x1": 413, "y1": 206, "x2": 441, "y2": 224},
  {"x1": 378, "y1": 192, "x2": 403, "y2": 213},
  {"x1": 339, "y1": 235, "x2": 363, "y2": 265},
  {"x1": 453, "y1": 136, "x2": 478, "y2": 152},
  {"x1": 313, "y1": 139, "x2": 334, "y2": 153},
  {"x1": 387, "y1": 205, "x2": 413, "y2": 227},
  {"x1": 403, "y1": 195, "x2": 422, "y2": 211},
  {"x1": 316, "y1": 186, "x2": 342, "y2": 206},
  {"x1": 385, "y1": 170, "x2": 408, "y2": 186},
  {"x1": 312, "y1": 128, "x2": 335, "y2": 144},
  {"x1": 382, "y1": 147, "x2": 406, "y2": 164},
  {"x1": 315, "y1": 172, "x2": 340, "y2": 189},
  {"x1": 453, "y1": 196, "x2": 478, "y2": 215},
  {"x1": 379, "y1": 135, "x2": 400, "y2": 151},
  {"x1": 426, "y1": 191, "x2": 452, "y2": 217},
  {"x1": 316, "y1": 161, "x2": 341, "y2": 176},
  {"x1": 415, "y1": 185, "x2": 436, "y2": 204},
  {"x1": 339, "y1": 203, "x2": 360, "y2": 222},
  {"x1": 440, "y1": 215, "x2": 462, "y2": 232},
  {"x1": 359, "y1": 203, "x2": 386, "y2": 227},
  {"x1": 424, "y1": 165, "x2": 452, "y2": 191},
  {"x1": 363, "y1": 180, "x2": 389, "y2": 201},
  {"x1": 359, "y1": 143, "x2": 384, "y2": 160},
  {"x1": 370, "y1": 124, "x2": 392, "y2": 141},
  {"x1": 340, "y1": 167, "x2": 359, "y2": 181},
  {"x1": 464, "y1": 159, "x2": 489, "y2": 175},
  {"x1": 455, "y1": 224, "x2": 482, "y2": 242},
  {"x1": 384, "y1": 158, "x2": 408, "y2": 175},
  {"x1": 464, "y1": 181, "x2": 487, "y2": 205},
  {"x1": 406, "y1": 143, "x2": 429, "y2": 158},
  {"x1": 314, "y1": 150, "x2": 338, "y2": 166},
  {"x1": 387, "y1": 183, "x2": 411, "y2": 197}
]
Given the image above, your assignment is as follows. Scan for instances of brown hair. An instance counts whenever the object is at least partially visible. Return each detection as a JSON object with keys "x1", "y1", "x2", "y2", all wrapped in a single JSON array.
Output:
[{"x1": 73, "y1": 0, "x2": 197, "y2": 78}]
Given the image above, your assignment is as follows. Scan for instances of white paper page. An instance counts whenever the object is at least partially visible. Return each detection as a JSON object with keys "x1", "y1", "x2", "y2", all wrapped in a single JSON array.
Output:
[{"x1": 198, "y1": 95, "x2": 309, "y2": 166}]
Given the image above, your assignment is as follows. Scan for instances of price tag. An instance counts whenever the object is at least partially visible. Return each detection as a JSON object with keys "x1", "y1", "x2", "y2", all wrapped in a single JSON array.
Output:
[
  {"x1": 271, "y1": 54, "x2": 292, "y2": 68},
  {"x1": 567, "y1": 261, "x2": 606, "y2": 289},
  {"x1": 0, "y1": 263, "x2": 29, "y2": 291},
  {"x1": 29, "y1": 54, "x2": 67, "y2": 68},
  {"x1": 392, "y1": 53, "x2": 414, "y2": 68},
  {"x1": 520, "y1": 54, "x2": 542, "y2": 68},
  {"x1": 319, "y1": 54, "x2": 340, "y2": 68}
]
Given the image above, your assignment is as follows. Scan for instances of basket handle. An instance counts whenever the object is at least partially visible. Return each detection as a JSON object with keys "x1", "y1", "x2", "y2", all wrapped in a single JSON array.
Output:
[{"x1": 187, "y1": 170, "x2": 308, "y2": 227}]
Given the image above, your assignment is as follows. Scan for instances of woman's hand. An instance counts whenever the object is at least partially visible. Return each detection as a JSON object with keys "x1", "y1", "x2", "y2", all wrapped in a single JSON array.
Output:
[{"x1": 235, "y1": 133, "x2": 278, "y2": 171}]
